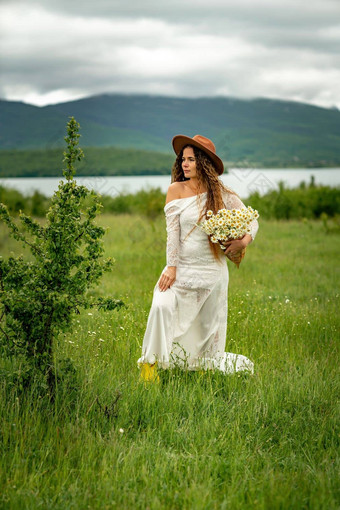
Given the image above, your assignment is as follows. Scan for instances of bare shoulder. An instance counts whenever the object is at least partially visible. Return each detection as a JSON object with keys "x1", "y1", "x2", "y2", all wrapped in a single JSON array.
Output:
[{"x1": 165, "y1": 182, "x2": 185, "y2": 204}]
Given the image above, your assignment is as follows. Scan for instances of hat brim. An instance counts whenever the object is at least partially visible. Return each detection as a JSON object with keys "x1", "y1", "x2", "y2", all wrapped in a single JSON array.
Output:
[{"x1": 172, "y1": 135, "x2": 224, "y2": 175}]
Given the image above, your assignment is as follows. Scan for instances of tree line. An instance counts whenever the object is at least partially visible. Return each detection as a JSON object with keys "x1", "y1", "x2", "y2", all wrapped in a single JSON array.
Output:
[{"x1": 1, "y1": 180, "x2": 339, "y2": 221}]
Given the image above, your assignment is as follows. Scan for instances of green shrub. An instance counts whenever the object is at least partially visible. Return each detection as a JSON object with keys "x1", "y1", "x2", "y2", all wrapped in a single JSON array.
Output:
[
  {"x1": 103, "y1": 188, "x2": 165, "y2": 219},
  {"x1": 0, "y1": 118, "x2": 123, "y2": 392},
  {"x1": 1, "y1": 177, "x2": 339, "y2": 222},
  {"x1": 247, "y1": 179, "x2": 340, "y2": 220}
]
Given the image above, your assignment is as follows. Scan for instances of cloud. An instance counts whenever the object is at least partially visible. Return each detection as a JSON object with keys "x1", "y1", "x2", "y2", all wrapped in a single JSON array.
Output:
[{"x1": 0, "y1": 0, "x2": 339, "y2": 108}]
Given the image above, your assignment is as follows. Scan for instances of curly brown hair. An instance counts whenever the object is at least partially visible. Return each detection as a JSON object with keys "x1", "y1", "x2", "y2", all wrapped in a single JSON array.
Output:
[{"x1": 171, "y1": 144, "x2": 238, "y2": 261}]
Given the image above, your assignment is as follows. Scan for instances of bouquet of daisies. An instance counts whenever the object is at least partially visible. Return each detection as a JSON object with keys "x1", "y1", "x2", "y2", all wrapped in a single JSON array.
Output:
[{"x1": 198, "y1": 206, "x2": 259, "y2": 267}]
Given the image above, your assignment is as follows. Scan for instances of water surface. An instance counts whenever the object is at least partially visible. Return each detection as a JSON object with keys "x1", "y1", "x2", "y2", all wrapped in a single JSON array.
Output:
[{"x1": 1, "y1": 168, "x2": 339, "y2": 199}]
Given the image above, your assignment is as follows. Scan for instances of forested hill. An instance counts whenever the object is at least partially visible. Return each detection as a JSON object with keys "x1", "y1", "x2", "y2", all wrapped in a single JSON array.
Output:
[{"x1": 1, "y1": 94, "x2": 340, "y2": 168}]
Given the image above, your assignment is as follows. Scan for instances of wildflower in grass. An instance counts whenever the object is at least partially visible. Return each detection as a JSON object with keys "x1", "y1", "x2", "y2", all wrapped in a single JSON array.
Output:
[{"x1": 119, "y1": 428, "x2": 124, "y2": 433}]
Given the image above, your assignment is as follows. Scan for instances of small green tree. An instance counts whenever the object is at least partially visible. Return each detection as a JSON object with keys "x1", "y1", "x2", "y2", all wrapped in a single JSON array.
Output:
[{"x1": 0, "y1": 117, "x2": 123, "y2": 390}]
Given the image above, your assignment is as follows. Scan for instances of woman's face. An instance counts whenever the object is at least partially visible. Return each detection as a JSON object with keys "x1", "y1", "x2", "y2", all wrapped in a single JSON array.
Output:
[{"x1": 181, "y1": 146, "x2": 197, "y2": 179}]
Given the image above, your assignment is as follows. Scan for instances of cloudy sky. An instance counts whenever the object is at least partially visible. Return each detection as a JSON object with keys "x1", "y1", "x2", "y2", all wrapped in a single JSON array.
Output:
[{"x1": 1, "y1": 0, "x2": 340, "y2": 108}]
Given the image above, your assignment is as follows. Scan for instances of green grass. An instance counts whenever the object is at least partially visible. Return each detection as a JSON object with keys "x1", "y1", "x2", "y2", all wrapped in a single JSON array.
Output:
[{"x1": 0, "y1": 215, "x2": 339, "y2": 509}]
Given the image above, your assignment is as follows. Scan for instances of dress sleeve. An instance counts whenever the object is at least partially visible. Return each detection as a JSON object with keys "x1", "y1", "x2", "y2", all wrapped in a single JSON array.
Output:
[
  {"x1": 223, "y1": 192, "x2": 259, "y2": 243},
  {"x1": 164, "y1": 202, "x2": 181, "y2": 267}
]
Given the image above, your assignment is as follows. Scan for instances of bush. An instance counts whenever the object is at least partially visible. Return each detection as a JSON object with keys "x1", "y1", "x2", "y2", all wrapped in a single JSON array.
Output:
[
  {"x1": 1, "y1": 177, "x2": 339, "y2": 222},
  {"x1": 0, "y1": 186, "x2": 167, "y2": 220},
  {"x1": 101, "y1": 188, "x2": 166, "y2": 219},
  {"x1": 0, "y1": 118, "x2": 123, "y2": 392},
  {"x1": 247, "y1": 179, "x2": 340, "y2": 220}
]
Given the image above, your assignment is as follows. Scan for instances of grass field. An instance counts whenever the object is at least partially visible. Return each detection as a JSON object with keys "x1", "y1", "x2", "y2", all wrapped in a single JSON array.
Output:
[{"x1": 0, "y1": 214, "x2": 339, "y2": 509}]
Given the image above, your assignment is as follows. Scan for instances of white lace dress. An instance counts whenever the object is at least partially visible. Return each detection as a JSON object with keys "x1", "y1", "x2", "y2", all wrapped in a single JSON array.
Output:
[{"x1": 138, "y1": 190, "x2": 259, "y2": 373}]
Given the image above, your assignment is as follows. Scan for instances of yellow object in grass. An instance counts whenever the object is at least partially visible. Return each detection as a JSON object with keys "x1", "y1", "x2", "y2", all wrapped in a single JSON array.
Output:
[{"x1": 140, "y1": 362, "x2": 160, "y2": 383}]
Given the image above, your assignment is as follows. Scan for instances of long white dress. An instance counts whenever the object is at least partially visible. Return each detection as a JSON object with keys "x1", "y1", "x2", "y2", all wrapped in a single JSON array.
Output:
[{"x1": 137, "y1": 190, "x2": 259, "y2": 373}]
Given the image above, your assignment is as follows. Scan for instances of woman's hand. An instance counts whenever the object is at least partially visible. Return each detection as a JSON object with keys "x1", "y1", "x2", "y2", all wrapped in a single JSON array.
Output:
[
  {"x1": 158, "y1": 266, "x2": 176, "y2": 292},
  {"x1": 223, "y1": 234, "x2": 252, "y2": 257}
]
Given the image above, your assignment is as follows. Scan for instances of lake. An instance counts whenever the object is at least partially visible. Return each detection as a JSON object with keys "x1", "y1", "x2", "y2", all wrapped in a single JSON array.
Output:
[{"x1": 0, "y1": 168, "x2": 339, "y2": 199}]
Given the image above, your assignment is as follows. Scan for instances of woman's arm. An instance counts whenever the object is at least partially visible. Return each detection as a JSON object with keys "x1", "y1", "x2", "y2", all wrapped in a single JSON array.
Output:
[{"x1": 158, "y1": 184, "x2": 181, "y2": 291}]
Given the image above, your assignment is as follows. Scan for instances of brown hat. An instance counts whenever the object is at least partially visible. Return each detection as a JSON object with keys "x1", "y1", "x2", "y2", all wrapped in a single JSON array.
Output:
[{"x1": 172, "y1": 134, "x2": 224, "y2": 175}]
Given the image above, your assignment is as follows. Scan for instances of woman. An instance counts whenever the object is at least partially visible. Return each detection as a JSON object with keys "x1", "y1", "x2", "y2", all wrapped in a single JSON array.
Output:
[{"x1": 138, "y1": 134, "x2": 259, "y2": 381}]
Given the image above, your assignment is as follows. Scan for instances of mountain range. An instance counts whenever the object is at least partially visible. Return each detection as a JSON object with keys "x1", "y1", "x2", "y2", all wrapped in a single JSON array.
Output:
[{"x1": 1, "y1": 94, "x2": 340, "y2": 173}]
